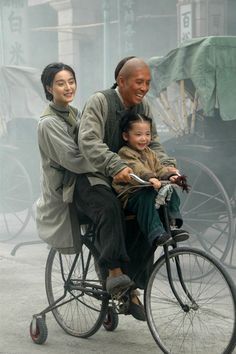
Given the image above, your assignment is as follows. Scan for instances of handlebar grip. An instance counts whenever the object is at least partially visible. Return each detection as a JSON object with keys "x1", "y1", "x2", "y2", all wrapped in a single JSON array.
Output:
[{"x1": 129, "y1": 173, "x2": 151, "y2": 185}]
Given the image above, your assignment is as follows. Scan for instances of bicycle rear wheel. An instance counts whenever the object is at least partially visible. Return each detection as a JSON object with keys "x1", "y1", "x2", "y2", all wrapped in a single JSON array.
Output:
[
  {"x1": 145, "y1": 247, "x2": 236, "y2": 354},
  {"x1": 45, "y1": 237, "x2": 109, "y2": 338}
]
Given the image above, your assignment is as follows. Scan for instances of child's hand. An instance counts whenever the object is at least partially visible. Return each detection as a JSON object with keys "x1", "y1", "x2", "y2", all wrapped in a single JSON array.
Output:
[
  {"x1": 169, "y1": 175, "x2": 179, "y2": 183},
  {"x1": 165, "y1": 166, "x2": 180, "y2": 175},
  {"x1": 149, "y1": 178, "x2": 161, "y2": 189}
]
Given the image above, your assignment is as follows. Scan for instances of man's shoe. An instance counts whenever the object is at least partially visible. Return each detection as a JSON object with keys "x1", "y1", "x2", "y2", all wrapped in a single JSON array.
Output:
[
  {"x1": 156, "y1": 232, "x2": 171, "y2": 247},
  {"x1": 171, "y1": 227, "x2": 189, "y2": 242},
  {"x1": 106, "y1": 274, "x2": 133, "y2": 294},
  {"x1": 128, "y1": 297, "x2": 146, "y2": 322}
]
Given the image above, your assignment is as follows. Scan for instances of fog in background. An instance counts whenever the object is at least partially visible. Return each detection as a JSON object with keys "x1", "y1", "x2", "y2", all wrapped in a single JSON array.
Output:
[{"x1": 0, "y1": 0, "x2": 236, "y2": 271}]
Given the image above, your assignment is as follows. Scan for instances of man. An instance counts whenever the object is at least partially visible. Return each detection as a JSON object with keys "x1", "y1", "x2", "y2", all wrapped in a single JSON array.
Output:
[{"x1": 76, "y1": 57, "x2": 180, "y2": 321}]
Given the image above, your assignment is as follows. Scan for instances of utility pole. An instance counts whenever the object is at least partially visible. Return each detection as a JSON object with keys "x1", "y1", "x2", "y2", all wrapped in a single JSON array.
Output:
[
  {"x1": 103, "y1": 0, "x2": 110, "y2": 88},
  {"x1": 0, "y1": 2, "x2": 5, "y2": 65}
]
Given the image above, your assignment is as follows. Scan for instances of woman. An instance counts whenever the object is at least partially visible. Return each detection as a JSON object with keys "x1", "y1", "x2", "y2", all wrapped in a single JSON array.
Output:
[{"x1": 36, "y1": 62, "x2": 94, "y2": 254}]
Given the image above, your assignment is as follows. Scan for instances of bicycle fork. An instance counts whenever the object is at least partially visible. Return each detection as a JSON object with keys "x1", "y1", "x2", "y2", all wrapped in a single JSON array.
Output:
[{"x1": 162, "y1": 204, "x2": 198, "y2": 312}]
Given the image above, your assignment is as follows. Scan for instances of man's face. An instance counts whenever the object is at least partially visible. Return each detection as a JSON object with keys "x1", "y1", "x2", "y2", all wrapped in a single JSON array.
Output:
[{"x1": 118, "y1": 66, "x2": 151, "y2": 107}]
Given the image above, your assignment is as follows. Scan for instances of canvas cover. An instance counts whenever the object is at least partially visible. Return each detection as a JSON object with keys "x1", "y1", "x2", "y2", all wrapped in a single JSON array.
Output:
[
  {"x1": 0, "y1": 65, "x2": 46, "y2": 123},
  {"x1": 148, "y1": 36, "x2": 236, "y2": 121}
]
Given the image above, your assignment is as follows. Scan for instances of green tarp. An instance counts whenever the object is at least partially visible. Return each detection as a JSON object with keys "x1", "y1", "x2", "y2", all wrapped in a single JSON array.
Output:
[{"x1": 148, "y1": 36, "x2": 236, "y2": 121}]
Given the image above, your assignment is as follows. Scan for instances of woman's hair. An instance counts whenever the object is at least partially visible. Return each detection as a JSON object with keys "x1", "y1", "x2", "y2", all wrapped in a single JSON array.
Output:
[
  {"x1": 41, "y1": 62, "x2": 76, "y2": 101},
  {"x1": 120, "y1": 112, "x2": 152, "y2": 133},
  {"x1": 111, "y1": 56, "x2": 136, "y2": 89}
]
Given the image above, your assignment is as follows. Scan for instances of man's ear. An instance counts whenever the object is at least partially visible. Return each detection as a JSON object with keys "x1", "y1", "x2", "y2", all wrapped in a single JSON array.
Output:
[
  {"x1": 122, "y1": 132, "x2": 128, "y2": 141},
  {"x1": 117, "y1": 75, "x2": 125, "y2": 87}
]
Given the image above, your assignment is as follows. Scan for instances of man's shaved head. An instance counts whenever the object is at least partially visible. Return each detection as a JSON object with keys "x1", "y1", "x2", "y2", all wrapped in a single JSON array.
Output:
[{"x1": 118, "y1": 58, "x2": 150, "y2": 80}]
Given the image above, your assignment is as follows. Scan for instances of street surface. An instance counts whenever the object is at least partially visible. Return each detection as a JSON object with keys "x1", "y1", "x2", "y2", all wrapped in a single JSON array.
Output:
[
  {"x1": 0, "y1": 219, "x2": 159, "y2": 354},
  {"x1": 0, "y1": 218, "x2": 236, "y2": 354}
]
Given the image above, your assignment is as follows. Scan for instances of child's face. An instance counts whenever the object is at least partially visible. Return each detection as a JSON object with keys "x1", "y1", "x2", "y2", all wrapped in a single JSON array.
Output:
[{"x1": 123, "y1": 121, "x2": 151, "y2": 152}]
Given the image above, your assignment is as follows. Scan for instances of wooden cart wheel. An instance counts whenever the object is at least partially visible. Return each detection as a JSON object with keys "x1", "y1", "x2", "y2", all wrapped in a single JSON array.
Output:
[
  {"x1": 176, "y1": 156, "x2": 234, "y2": 267},
  {"x1": 0, "y1": 151, "x2": 34, "y2": 241}
]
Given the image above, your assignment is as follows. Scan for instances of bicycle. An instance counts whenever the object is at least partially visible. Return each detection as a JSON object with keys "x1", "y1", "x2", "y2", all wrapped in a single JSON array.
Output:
[{"x1": 30, "y1": 176, "x2": 236, "y2": 354}]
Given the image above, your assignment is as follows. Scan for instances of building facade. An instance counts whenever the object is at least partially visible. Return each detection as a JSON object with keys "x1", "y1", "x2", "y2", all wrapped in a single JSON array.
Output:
[
  {"x1": 178, "y1": 0, "x2": 236, "y2": 42},
  {"x1": 0, "y1": 0, "x2": 235, "y2": 105}
]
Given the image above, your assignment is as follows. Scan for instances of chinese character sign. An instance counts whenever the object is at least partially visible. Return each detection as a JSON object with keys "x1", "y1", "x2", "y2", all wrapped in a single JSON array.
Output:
[
  {"x1": 180, "y1": 4, "x2": 192, "y2": 43},
  {"x1": 0, "y1": 0, "x2": 28, "y2": 65}
]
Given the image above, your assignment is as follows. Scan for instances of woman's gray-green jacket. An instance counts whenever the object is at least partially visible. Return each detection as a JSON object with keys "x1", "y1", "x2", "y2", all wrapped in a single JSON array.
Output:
[{"x1": 36, "y1": 102, "x2": 95, "y2": 254}]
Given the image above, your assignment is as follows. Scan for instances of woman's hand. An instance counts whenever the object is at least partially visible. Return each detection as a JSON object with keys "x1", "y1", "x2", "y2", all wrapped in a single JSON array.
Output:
[
  {"x1": 149, "y1": 177, "x2": 161, "y2": 189},
  {"x1": 113, "y1": 167, "x2": 133, "y2": 183}
]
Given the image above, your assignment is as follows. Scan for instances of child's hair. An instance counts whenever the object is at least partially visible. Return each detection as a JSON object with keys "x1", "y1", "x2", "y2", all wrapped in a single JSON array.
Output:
[
  {"x1": 41, "y1": 62, "x2": 76, "y2": 101},
  {"x1": 120, "y1": 112, "x2": 152, "y2": 133}
]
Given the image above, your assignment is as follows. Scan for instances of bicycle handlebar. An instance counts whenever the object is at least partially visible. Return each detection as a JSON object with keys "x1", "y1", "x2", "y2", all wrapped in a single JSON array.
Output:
[
  {"x1": 129, "y1": 173, "x2": 171, "y2": 186},
  {"x1": 116, "y1": 174, "x2": 174, "y2": 199},
  {"x1": 129, "y1": 173, "x2": 190, "y2": 193},
  {"x1": 129, "y1": 173, "x2": 151, "y2": 185}
]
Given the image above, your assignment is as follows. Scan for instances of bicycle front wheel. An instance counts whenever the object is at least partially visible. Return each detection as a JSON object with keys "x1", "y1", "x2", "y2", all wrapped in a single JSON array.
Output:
[{"x1": 145, "y1": 247, "x2": 236, "y2": 354}]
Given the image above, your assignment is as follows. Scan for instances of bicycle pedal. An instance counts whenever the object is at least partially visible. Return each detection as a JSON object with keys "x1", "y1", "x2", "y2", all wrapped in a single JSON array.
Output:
[
  {"x1": 166, "y1": 238, "x2": 175, "y2": 246},
  {"x1": 118, "y1": 295, "x2": 130, "y2": 315},
  {"x1": 118, "y1": 302, "x2": 130, "y2": 315},
  {"x1": 111, "y1": 290, "x2": 126, "y2": 301}
]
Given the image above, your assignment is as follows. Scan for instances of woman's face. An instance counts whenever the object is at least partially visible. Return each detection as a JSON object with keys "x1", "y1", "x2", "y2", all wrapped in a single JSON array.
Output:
[{"x1": 47, "y1": 69, "x2": 76, "y2": 107}]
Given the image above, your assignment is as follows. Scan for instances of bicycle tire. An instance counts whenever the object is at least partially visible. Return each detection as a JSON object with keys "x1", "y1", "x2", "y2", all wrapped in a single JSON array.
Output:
[
  {"x1": 145, "y1": 247, "x2": 236, "y2": 354},
  {"x1": 45, "y1": 237, "x2": 109, "y2": 338}
]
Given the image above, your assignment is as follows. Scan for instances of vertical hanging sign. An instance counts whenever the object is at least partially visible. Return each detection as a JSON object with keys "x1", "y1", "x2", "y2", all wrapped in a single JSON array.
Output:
[
  {"x1": 180, "y1": 4, "x2": 192, "y2": 43},
  {"x1": 119, "y1": 0, "x2": 136, "y2": 56},
  {"x1": 1, "y1": 0, "x2": 28, "y2": 65}
]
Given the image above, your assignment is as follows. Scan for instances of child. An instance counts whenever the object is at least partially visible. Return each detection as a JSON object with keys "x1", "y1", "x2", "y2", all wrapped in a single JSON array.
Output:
[{"x1": 112, "y1": 113, "x2": 189, "y2": 247}]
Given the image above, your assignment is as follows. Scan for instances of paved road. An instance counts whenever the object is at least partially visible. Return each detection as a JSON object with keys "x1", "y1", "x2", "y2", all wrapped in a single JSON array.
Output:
[
  {"x1": 0, "y1": 219, "x2": 236, "y2": 354},
  {"x1": 0, "y1": 221, "x2": 160, "y2": 354}
]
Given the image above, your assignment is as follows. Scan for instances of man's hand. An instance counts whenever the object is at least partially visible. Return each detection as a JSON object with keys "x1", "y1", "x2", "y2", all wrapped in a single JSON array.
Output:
[{"x1": 113, "y1": 167, "x2": 133, "y2": 183}]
